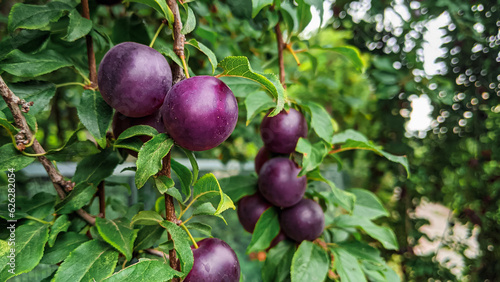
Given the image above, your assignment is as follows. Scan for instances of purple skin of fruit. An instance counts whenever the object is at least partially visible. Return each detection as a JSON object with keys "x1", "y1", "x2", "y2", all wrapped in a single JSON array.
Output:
[
  {"x1": 260, "y1": 108, "x2": 308, "y2": 154},
  {"x1": 184, "y1": 238, "x2": 240, "y2": 282},
  {"x1": 254, "y1": 147, "x2": 287, "y2": 174},
  {"x1": 280, "y1": 198, "x2": 325, "y2": 242},
  {"x1": 268, "y1": 231, "x2": 288, "y2": 249},
  {"x1": 112, "y1": 111, "x2": 165, "y2": 157},
  {"x1": 237, "y1": 193, "x2": 272, "y2": 233},
  {"x1": 98, "y1": 42, "x2": 172, "y2": 118},
  {"x1": 160, "y1": 76, "x2": 238, "y2": 151},
  {"x1": 258, "y1": 157, "x2": 307, "y2": 208}
]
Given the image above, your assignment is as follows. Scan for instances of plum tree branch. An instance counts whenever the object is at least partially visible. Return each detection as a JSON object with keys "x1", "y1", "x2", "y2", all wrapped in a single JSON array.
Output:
[
  {"x1": 0, "y1": 75, "x2": 96, "y2": 226},
  {"x1": 167, "y1": 0, "x2": 187, "y2": 83},
  {"x1": 159, "y1": 152, "x2": 180, "y2": 277},
  {"x1": 81, "y1": 0, "x2": 97, "y2": 87},
  {"x1": 275, "y1": 23, "x2": 286, "y2": 89},
  {"x1": 81, "y1": 0, "x2": 106, "y2": 218}
]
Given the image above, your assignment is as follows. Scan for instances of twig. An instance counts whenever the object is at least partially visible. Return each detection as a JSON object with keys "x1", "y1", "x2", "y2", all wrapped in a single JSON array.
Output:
[
  {"x1": 274, "y1": 23, "x2": 286, "y2": 88},
  {"x1": 167, "y1": 0, "x2": 187, "y2": 84},
  {"x1": 159, "y1": 152, "x2": 179, "y2": 278},
  {"x1": 82, "y1": 0, "x2": 105, "y2": 219},
  {"x1": 81, "y1": 0, "x2": 98, "y2": 87},
  {"x1": 98, "y1": 181, "x2": 106, "y2": 218},
  {"x1": 0, "y1": 75, "x2": 95, "y2": 225}
]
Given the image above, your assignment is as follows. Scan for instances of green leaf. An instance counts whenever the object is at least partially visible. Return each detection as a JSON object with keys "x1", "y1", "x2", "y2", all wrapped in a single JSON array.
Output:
[
  {"x1": 331, "y1": 129, "x2": 410, "y2": 177},
  {"x1": 186, "y1": 39, "x2": 217, "y2": 74},
  {"x1": 134, "y1": 225, "x2": 165, "y2": 251},
  {"x1": 48, "y1": 215, "x2": 71, "y2": 247},
  {"x1": 296, "y1": 138, "x2": 328, "y2": 175},
  {"x1": 185, "y1": 222, "x2": 212, "y2": 237},
  {"x1": 72, "y1": 148, "x2": 120, "y2": 185},
  {"x1": 0, "y1": 49, "x2": 72, "y2": 77},
  {"x1": 192, "y1": 202, "x2": 216, "y2": 216},
  {"x1": 62, "y1": 10, "x2": 92, "y2": 41},
  {"x1": 181, "y1": 5, "x2": 196, "y2": 35},
  {"x1": 135, "y1": 134, "x2": 174, "y2": 188},
  {"x1": 336, "y1": 241, "x2": 383, "y2": 263},
  {"x1": 349, "y1": 188, "x2": 389, "y2": 220},
  {"x1": 246, "y1": 207, "x2": 280, "y2": 254},
  {"x1": 290, "y1": 241, "x2": 329, "y2": 282},
  {"x1": 55, "y1": 183, "x2": 96, "y2": 214},
  {"x1": 262, "y1": 240, "x2": 296, "y2": 282},
  {"x1": 116, "y1": 125, "x2": 159, "y2": 141},
  {"x1": 192, "y1": 173, "x2": 236, "y2": 215},
  {"x1": 296, "y1": 0, "x2": 312, "y2": 33},
  {"x1": 2, "y1": 81, "x2": 56, "y2": 115},
  {"x1": 77, "y1": 90, "x2": 113, "y2": 148},
  {"x1": 244, "y1": 91, "x2": 275, "y2": 125},
  {"x1": 7, "y1": 2, "x2": 74, "y2": 32},
  {"x1": 41, "y1": 232, "x2": 89, "y2": 264},
  {"x1": 157, "y1": 44, "x2": 184, "y2": 68},
  {"x1": 53, "y1": 240, "x2": 119, "y2": 282},
  {"x1": 219, "y1": 174, "x2": 258, "y2": 202},
  {"x1": 333, "y1": 215, "x2": 399, "y2": 250},
  {"x1": 181, "y1": 148, "x2": 199, "y2": 185},
  {"x1": 95, "y1": 217, "x2": 138, "y2": 261},
  {"x1": 331, "y1": 247, "x2": 367, "y2": 282},
  {"x1": 124, "y1": 0, "x2": 173, "y2": 22},
  {"x1": 103, "y1": 259, "x2": 181, "y2": 281},
  {"x1": 218, "y1": 56, "x2": 285, "y2": 116},
  {"x1": 131, "y1": 211, "x2": 164, "y2": 225},
  {"x1": 112, "y1": 14, "x2": 151, "y2": 45},
  {"x1": 252, "y1": 0, "x2": 273, "y2": 17},
  {"x1": 18, "y1": 192, "x2": 55, "y2": 219},
  {"x1": 0, "y1": 143, "x2": 35, "y2": 172},
  {"x1": 0, "y1": 221, "x2": 49, "y2": 281},
  {"x1": 303, "y1": 102, "x2": 334, "y2": 145},
  {"x1": 160, "y1": 221, "x2": 194, "y2": 275},
  {"x1": 312, "y1": 46, "x2": 365, "y2": 72},
  {"x1": 154, "y1": 175, "x2": 175, "y2": 194},
  {"x1": 307, "y1": 169, "x2": 356, "y2": 212},
  {"x1": 170, "y1": 158, "x2": 192, "y2": 199}
]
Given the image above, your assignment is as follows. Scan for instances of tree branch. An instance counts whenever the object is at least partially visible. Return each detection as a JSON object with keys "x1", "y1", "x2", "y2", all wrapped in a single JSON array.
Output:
[
  {"x1": 275, "y1": 23, "x2": 286, "y2": 89},
  {"x1": 167, "y1": 0, "x2": 187, "y2": 84},
  {"x1": 81, "y1": 0, "x2": 98, "y2": 87},
  {"x1": 0, "y1": 75, "x2": 95, "y2": 226},
  {"x1": 81, "y1": 0, "x2": 106, "y2": 219}
]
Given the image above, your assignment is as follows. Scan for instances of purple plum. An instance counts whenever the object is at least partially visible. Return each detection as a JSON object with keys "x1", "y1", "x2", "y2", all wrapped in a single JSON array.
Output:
[
  {"x1": 280, "y1": 198, "x2": 325, "y2": 242},
  {"x1": 260, "y1": 108, "x2": 308, "y2": 154},
  {"x1": 160, "y1": 76, "x2": 238, "y2": 151},
  {"x1": 98, "y1": 42, "x2": 172, "y2": 117},
  {"x1": 258, "y1": 157, "x2": 306, "y2": 208},
  {"x1": 237, "y1": 193, "x2": 272, "y2": 233},
  {"x1": 184, "y1": 238, "x2": 240, "y2": 282},
  {"x1": 254, "y1": 147, "x2": 287, "y2": 174}
]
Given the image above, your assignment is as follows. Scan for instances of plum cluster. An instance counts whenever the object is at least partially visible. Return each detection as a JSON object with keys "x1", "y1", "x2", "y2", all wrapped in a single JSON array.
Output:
[
  {"x1": 99, "y1": 42, "x2": 238, "y2": 153},
  {"x1": 98, "y1": 42, "x2": 240, "y2": 281},
  {"x1": 238, "y1": 108, "x2": 325, "y2": 244}
]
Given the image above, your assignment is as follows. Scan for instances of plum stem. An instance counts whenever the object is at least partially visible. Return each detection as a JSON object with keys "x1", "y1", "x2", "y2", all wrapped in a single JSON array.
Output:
[
  {"x1": 286, "y1": 44, "x2": 301, "y2": 66},
  {"x1": 56, "y1": 82, "x2": 87, "y2": 88},
  {"x1": 181, "y1": 56, "x2": 190, "y2": 78},
  {"x1": 0, "y1": 75, "x2": 95, "y2": 225},
  {"x1": 181, "y1": 223, "x2": 199, "y2": 249},
  {"x1": 149, "y1": 22, "x2": 165, "y2": 48}
]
